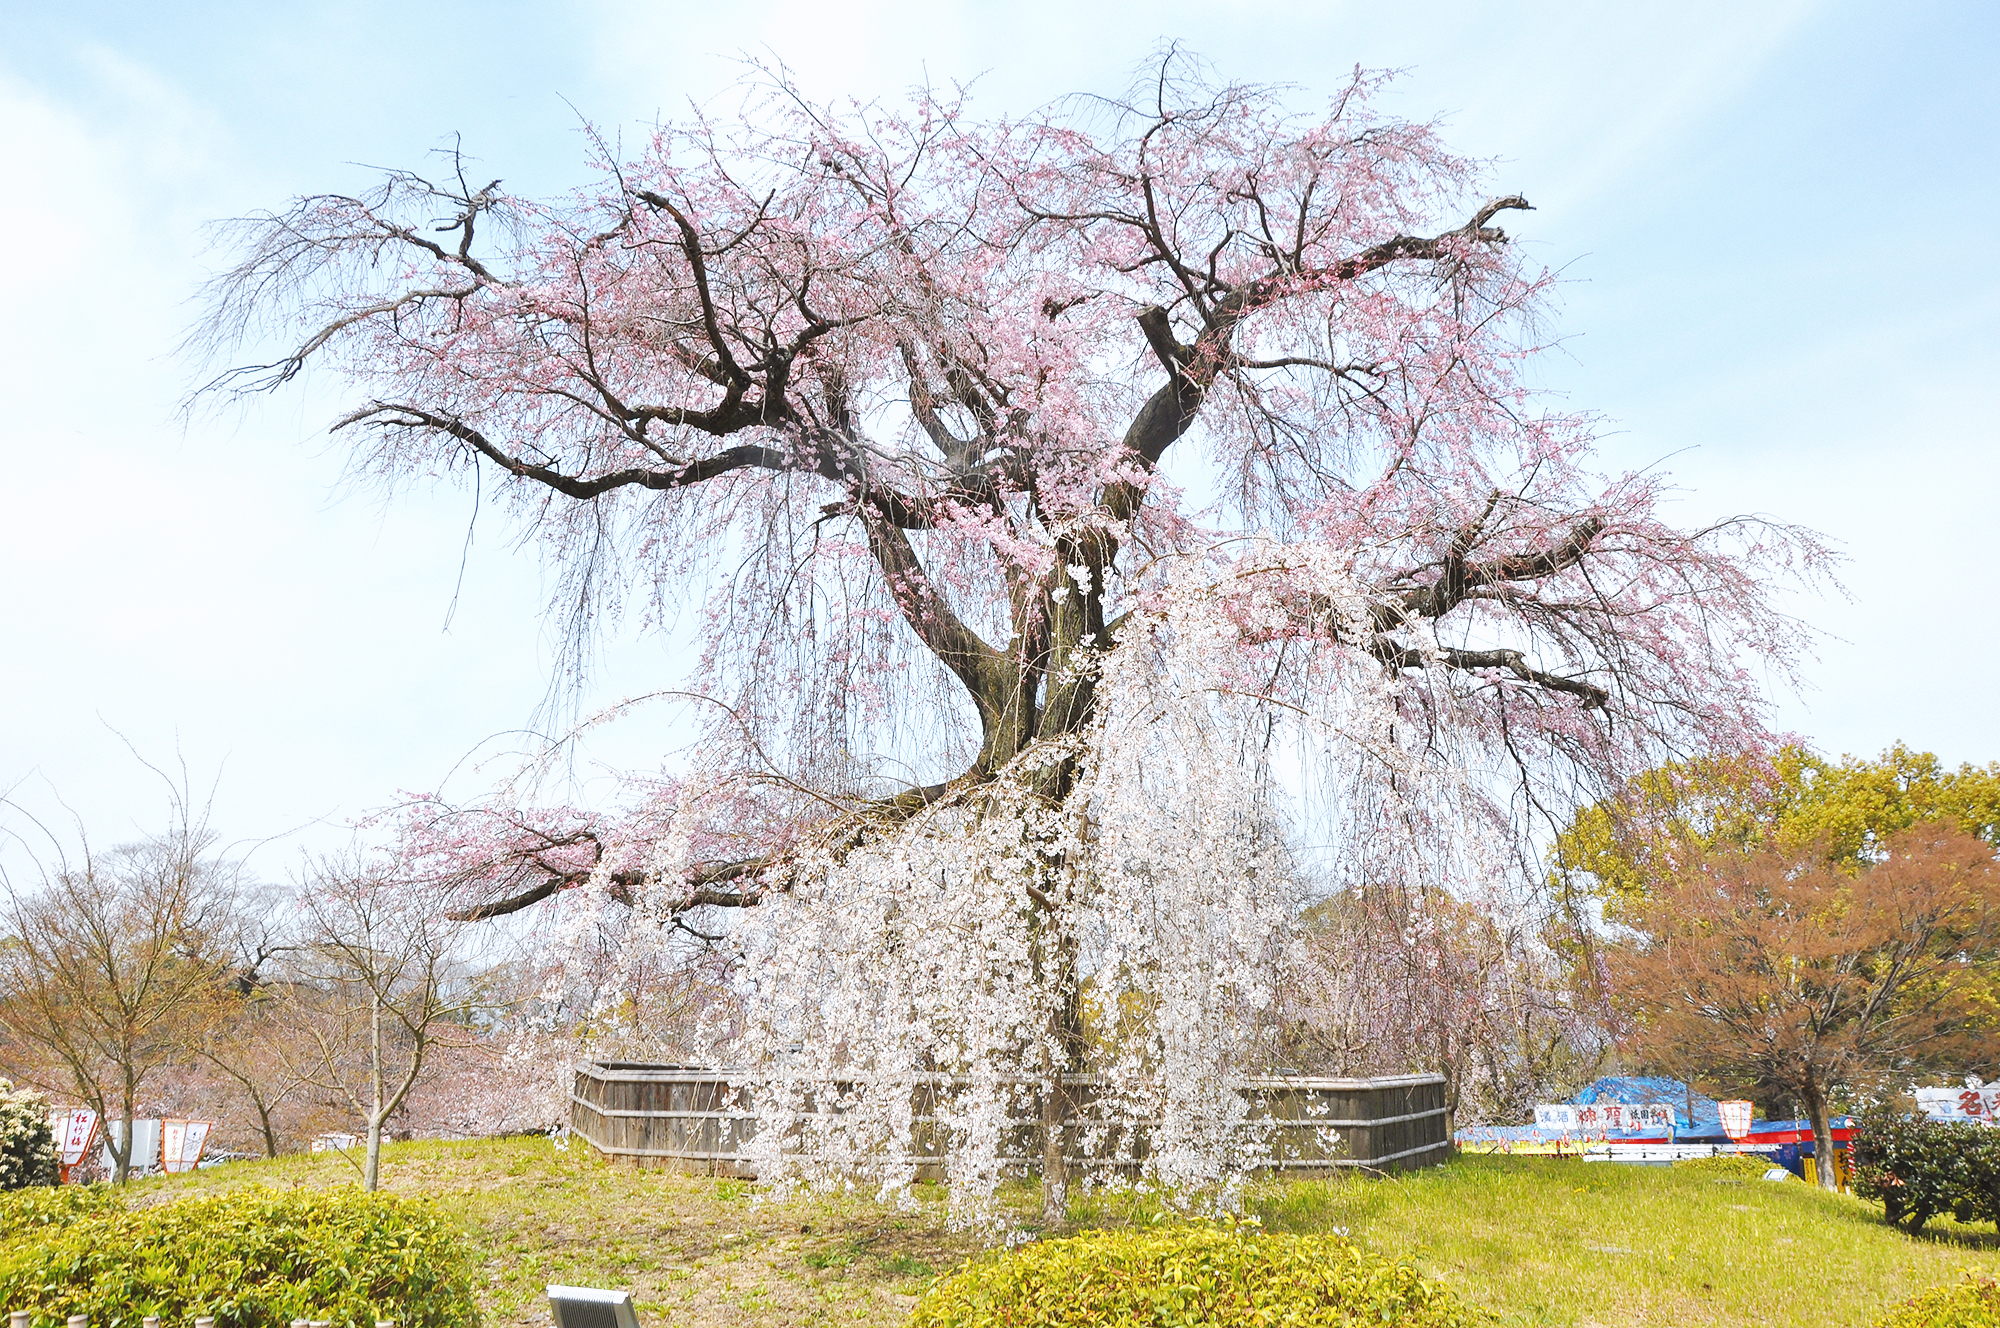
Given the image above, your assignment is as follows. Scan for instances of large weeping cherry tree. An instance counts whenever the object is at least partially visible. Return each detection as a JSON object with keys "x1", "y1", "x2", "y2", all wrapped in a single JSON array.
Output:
[{"x1": 197, "y1": 56, "x2": 1825, "y2": 1223}]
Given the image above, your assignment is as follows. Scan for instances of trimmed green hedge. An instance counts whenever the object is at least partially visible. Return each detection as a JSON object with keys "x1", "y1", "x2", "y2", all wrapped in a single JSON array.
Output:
[
  {"x1": 0, "y1": 1186, "x2": 480, "y2": 1328},
  {"x1": 1874, "y1": 1274, "x2": 2000, "y2": 1328},
  {"x1": 0, "y1": 1184, "x2": 124, "y2": 1230},
  {"x1": 909, "y1": 1224, "x2": 1477, "y2": 1327}
]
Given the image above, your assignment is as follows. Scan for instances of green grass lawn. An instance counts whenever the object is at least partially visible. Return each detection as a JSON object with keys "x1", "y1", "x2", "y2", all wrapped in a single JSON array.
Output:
[
  {"x1": 1242, "y1": 1159, "x2": 1999, "y2": 1327},
  {"x1": 131, "y1": 1139, "x2": 1999, "y2": 1328},
  {"x1": 135, "y1": 1136, "x2": 979, "y2": 1328}
]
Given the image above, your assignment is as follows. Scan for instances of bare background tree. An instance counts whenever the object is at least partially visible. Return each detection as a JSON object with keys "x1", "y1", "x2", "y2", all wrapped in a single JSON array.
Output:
[
  {"x1": 0, "y1": 775, "x2": 242, "y2": 1182},
  {"x1": 278, "y1": 853, "x2": 487, "y2": 1189},
  {"x1": 1282, "y1": 882, "x2": 1607, "y2": 1128}
]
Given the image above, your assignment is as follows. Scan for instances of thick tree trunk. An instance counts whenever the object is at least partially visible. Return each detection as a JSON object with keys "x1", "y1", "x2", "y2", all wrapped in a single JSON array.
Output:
[
  {"x1": 1801, "y1": 1080, "x2": 1837, "y2": 1192},
  {"x1": 1038, "y1": 1074, "x2": 1070, "y2": 1226},
  {"x1": 1036, "y1": 905, "x2": 1086, "y2": 1226}
]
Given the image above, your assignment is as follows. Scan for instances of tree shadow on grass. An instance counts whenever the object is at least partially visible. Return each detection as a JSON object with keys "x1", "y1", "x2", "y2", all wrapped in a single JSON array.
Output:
[{"x1": 1893, "y1": 1220, "x2": 2000, "y2": 1251}]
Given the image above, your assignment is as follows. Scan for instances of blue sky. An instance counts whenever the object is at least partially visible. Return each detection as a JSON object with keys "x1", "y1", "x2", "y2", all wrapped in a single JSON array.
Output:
[{"x1": 1, "y1": 0, "x2": 1994, "y2": 870}]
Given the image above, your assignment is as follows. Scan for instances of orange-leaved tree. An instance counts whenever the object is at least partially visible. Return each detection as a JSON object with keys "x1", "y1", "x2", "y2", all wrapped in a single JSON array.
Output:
[{"x1": 1610, "y1": 822, "x2": 2000, "y2": 1188}]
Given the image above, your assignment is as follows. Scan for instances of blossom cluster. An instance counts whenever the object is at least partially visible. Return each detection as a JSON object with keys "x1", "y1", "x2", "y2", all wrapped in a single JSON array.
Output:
[{"x1": 0, "y1": 1079, "x2": 57, "y2": 1190}]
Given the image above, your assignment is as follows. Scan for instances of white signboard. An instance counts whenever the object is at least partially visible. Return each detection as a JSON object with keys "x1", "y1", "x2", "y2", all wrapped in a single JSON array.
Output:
[
  {"x1": 160, "y1": 1120, "x2": 212, "y2": 1173},
  {"x1": 54, "y1": 1109, "x2": 97, "y2": 1165},
  {"x1": 1916, "y1": 1086, "x2": 2000, "y2": 1124},
  {"x1": 161, "y1": 1120, "x2": 186, "y2": 1171},
  {"x1": 1535, "y1": 1104, "x2": 1578, "y2": 1131},
  {"x1": 183, "y1": 1119, "x2": 212, "y2": 1169},
  {"x1": 1566, "y1": 1102, "x2": 1677, "y2": 1133},
  {"x1": 1719, "y1": 1100, "x2": 1754, "y2": 1138},
  {"x1": 47, "y1": 1108, "x2": 99, "y2": 1182},
  {"x1": 1535, "y1": 1102, "x2": 1675, "y2": 1134},
  {"x1": 102, "y1": 1118, "x2": 163, "y2": 1176}
]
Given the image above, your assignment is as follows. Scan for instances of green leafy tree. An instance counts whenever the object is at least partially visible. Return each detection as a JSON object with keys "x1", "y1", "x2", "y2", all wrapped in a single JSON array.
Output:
[
  {"x1": 1852, "y1": 1110, "x2": 2000, "y2": 1234},
  {"x1": 1554, "y1": 743, "x2": 2000, "y2": 919}
]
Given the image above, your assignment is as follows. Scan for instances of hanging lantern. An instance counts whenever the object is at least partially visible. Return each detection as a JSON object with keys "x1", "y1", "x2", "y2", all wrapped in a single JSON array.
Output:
[{"x1": 1719, "y1": 1100, "x2": 1753, "y2": 1138}]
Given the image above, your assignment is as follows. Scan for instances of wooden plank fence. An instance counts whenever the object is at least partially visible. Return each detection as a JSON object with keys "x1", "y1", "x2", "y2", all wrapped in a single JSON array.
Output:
[{"x1": 569, "y1": 1062, "x2": 1449, "y2": 1178}]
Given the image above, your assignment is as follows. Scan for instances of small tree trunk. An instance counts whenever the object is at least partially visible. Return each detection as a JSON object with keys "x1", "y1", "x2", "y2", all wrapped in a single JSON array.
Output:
[
  {"x1": 1037, "y1": 987, "x2": 1082, "y2": 1225},
  {"x1": 1440, "y1": 1043, "x2": 1464, "y2": 1147},
  {"x1": 114, "y1": 1071, "x2": 139, "y2": 1185},
  {"x1": 1037, "y1": 917, "x2": 1087, "y2": 1227},
  {"x1": 364, "y1": 989, "x2": 383, "y2": 1191},
  {"x1": 253, "y1": 1091, "x2": 279, "y2": 1159},
  {"x1": 1802, "y1": 1081, "x2": 1837, "y2": 1192}
]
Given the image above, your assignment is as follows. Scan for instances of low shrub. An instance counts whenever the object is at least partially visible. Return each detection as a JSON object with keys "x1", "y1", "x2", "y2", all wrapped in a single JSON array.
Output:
[
  {"x1": 0, "y1": 1186, "x2": 480, "y2": 1328},
  {"x1": 908, "y1": 1223, "x2": 1478, "y2": 1327},
  {"x1": 1851, "y1": 1111, "x2": 2000, "y2": 1234},
  {"x1": 1669, "y1": 1154, "x2": 1777, "y2": 1180},
  {"x1": 1873, "y1": 1273, "x2": 2000, "y2": 1328},
  {"x1": 0, "y1": 1184, "x2": 124, "y2": 1234},
  {"x1": 0, "y1": 1081, "x2": 57, "y2": 1190}
]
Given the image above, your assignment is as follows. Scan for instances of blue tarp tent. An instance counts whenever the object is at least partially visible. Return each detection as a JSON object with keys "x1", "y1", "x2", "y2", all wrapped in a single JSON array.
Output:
[
  {"x1": 1457, "y1": 1076, "x2": 1719, "y2": 1144},
  {"x1": 1455, "y1": 1075, "x2": 1851, "y2": 1180},
  {"x1": 1573, "y1": 1075, "x2": 1722, "y2": 1132}
]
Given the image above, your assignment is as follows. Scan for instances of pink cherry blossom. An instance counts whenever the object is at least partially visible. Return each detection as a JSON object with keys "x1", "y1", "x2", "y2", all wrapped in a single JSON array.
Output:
[{"x1": 198, "y1": 56, "x2": 1830, "y2": 1219}]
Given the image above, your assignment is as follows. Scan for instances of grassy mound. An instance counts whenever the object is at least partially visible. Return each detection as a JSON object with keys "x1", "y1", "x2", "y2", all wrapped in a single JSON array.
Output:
[
  {"x1": 0, "y1": 1185, "x2": 480, "y2": 1328},
  {"x1": 92, "y1": 1136, "x2": 2000, "y2": 1328},
  {"x1": 1669, "y1": 1153, "x2": 1783, "y2": 1180},
  {"x1": 909, "y1": 1224, "x2": 1477, "y2": 1327},
  {"x1": 1875, "y1": 1275, "x2": 2000, "y2": 1328}
]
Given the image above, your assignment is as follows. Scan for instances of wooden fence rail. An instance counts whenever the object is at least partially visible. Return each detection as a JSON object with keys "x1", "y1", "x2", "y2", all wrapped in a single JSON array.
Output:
[{"x1": 568, "y1": 1062, "x2": 1449, "y2": 1179}]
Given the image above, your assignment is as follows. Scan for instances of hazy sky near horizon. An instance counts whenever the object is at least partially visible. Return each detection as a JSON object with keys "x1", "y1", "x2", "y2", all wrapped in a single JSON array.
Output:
[{"x1": 1, "y1": 0, "x2": 1995, "y2": 873}]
